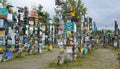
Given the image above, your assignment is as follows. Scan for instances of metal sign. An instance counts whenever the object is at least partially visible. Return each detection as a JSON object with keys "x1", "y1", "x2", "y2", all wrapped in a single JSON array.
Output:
[
  {"x1": 94, "y1": 26, "x2": 97, "y2": 31},
  {"x1": 66, "y1": 47, "x2": 72, "y2": 53},
  {"x1": 64, "y1": 22, "x2": 74, "y2": 31},
  {"x1": 0, "y1": 19, "x2": 4, "y2": 28},
  {"x1": 0, "y1": 8, "x2": 8, "y2": 16}
]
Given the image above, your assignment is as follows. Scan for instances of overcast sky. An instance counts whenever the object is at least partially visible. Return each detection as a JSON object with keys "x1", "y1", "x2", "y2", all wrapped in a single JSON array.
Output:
[{"x1": 8, "y1": 0, "x2": 120, "y2": 30}]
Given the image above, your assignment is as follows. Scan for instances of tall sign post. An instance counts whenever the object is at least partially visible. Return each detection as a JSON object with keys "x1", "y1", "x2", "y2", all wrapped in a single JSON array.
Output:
[
  {"x1": 64, "y1": 4, "x2": 77, "y2": 61},
  {"x1": 114, "y1": 20, "x2": 119, "y2": 48},
  {"x1": 0, "y1": 8, "x2": 8, "y2": 52},
  {"x1": 55, "y1": 0, "x2": 65, "y2": 65}
]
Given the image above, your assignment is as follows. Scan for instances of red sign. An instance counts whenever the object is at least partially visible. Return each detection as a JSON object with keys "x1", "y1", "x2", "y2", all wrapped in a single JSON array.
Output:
[{"x1": 29, "y1": 10, "x2": 35, "y2": 16}]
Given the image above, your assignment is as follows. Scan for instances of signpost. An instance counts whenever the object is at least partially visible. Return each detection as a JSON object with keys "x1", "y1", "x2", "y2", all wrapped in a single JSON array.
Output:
[
  {"x1": 64, "y1": 22, "x2": 76, "y2": 61},
  {"x1": 0, "y1": 8, "x2": 8, "y2": 52}
]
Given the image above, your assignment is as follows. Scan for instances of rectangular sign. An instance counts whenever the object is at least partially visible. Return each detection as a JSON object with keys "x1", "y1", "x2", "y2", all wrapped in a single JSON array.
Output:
[
  {"x1": 0, "y1": 8, "x2": 8, "y2": 16},
  {"x1": 0, "y1": 19, "x2": 4, "y2": 28},
  {"x1": 0, "y1": 36, "x2": 4, "y2": 45},
  {"x1": 66, "y1": 47, "x2": 72, "y2": 53},
  {"x1": 64, "y1": 22, "x2": 74, "y2": 31},
  {"x1": 29, "y1": 21, "x2": 34, "y2": 25}
]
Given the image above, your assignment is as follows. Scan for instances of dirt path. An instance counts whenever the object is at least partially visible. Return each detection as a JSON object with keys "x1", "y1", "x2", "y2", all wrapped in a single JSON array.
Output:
[
  {"x1": 0, "y1": 48, "x2": 119, "y2": 69},
  {"x1": 0, "y1": 48, "x2": 59, "y2": 69},
  {"x1": 70, "y1": 48, "x2": 119, "y2": 69}
]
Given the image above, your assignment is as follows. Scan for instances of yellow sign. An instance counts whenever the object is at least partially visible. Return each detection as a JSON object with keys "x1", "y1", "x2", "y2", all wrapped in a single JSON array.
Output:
[
  {"x1": 70, "y1": 7, "x2": 73, "y2": 11},
  {"x1": 0, "y1": 47, "x2": 3, "y2": 51},
  {"x1": 67, "y1": 31, "x2": 71, "y2": 37},
  {"x1": 70, "y1": 11, "x2": 75, "y2": 17},
  {"x1": 0, "y1": 31, "x2": 4, "y2": 36},
  {"x1": 79, "y1": 24, "x2": 82, "y2": 28},
  {"x1": 77, "y1": 16, "x2": 80, "y2": 19},
  {"x1": 42, "y1": 26, "x2": 46, "y2": 31},
  {"x1": 35, "y1": 13, "x2": 38, "y2": 24},
  {"x1": 70, "y1": 7, "x2": 75, "y2": 17}
]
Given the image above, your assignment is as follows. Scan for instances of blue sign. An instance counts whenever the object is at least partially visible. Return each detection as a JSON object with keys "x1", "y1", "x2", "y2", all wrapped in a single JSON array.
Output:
[
  {"x1": 94, "y1": 26, "x2": 97, "y2": 31},
  {"x1": 64, "y1": 22, "x2": 74, "y2": 31},
  {"x1": 0, "y1": 8, "x2": 8, "y2": 16},
  {"x1": 0, "y1": 19, "x2": 4, "y2": 28}
]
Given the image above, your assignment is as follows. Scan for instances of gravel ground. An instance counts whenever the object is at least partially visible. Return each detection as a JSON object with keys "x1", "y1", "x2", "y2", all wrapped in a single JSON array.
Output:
[
  {"x1": 0, "y1": 48, "x2": 59, "y2": 69},
  {"x1": 68, "y1": 48, "x2": 119, "y2": 69},
  {"x1": 0, "y1": 47, "x2": 119, "y2": 69}
]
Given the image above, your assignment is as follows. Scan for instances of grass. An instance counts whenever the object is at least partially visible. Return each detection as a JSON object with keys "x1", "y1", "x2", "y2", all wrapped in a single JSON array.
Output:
[
  {"x1": 0, "y1": 48, "x2": 49, "y2": 63},
  {"x1": 111, "y1": 46, "x2": 120, "y2": 68},
  {"x1": 49, "y1": 50, "x2": 95, "y2": 69}
]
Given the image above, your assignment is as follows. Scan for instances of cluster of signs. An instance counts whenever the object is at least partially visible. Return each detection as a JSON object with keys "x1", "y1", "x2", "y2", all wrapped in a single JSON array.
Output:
[{"x1": 0, "y1": 8, "x2": 8, "y2": 29}]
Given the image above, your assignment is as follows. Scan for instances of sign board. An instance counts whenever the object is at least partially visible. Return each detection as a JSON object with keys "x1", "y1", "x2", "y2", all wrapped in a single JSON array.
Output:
[
  {"x1": 64, "y1": 22, "x2": 74, "y2": 31},
  {"x1": 0, "y1": 8, "x2": 8, "y2": 16},
  {"x1": 29, "y1": 10, "x2": 35, "y2": 16},
  {"x1": 42, "y1": 26, "x2": 46, "y2": 31},
  {"x1": 74, "y1": 23, "x2": 76, "y2": 32},
  {"x1": 59, "y1": 23, "x2": 64, "y2": 30},
  {"x1": 7, "y1": 13, "x2": 13, "y2": 22},
  {"x1": 0, "y1": 19, "x2": 4, "y2": 28},
  {"x1": 66, "y1": 47, "x2": 72, "y2": 53},
  {"x1": 0, "y1": 30, "x2": 4, "y2": 36},
  {"x1": 94, "y1": 26, "x2": 97, "y2": 31},
  {"x1": 0, "y1": 3, "x2": 3, "y2": 8},
  {"x1": 0, "y1": 36, "x2": 4, "y2": 45},
  {"x1": 29, "y1": 21, "x2": 34, "y2": 25}
]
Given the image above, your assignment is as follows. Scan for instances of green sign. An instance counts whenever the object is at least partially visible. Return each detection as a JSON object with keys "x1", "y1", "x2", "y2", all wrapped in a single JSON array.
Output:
[
  {"x1": 0, "y1": 8, "x2": 8, "y2": 16},
  {"x1": 64, "y1": 22, "x2": 74, "y2": 31}
]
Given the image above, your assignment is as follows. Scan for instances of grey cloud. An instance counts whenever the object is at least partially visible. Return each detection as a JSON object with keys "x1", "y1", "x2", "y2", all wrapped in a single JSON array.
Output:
[
  {"x1": 7, "y1": 0, "x2": 120, "y2": 30},
  {"x1": 83, "y1": 0, "x2": 120, "y2": 29}
]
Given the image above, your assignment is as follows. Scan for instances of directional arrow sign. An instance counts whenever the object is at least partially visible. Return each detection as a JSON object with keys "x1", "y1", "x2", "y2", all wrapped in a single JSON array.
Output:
[{"x1": 64, "y1": 22, "x2": 74, "y2": 31}]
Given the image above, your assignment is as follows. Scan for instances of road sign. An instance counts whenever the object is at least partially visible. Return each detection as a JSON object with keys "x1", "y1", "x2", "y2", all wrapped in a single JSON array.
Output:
[
  {"x1": 64, "y1": 22, "x2": 74, "y2": 31},
  {"x1": 0, "y1": 8, "x2": 8, "y2": 16}
]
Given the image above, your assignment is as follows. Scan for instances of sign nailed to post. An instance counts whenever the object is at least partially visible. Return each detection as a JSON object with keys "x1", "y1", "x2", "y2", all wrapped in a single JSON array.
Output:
[
  {"x1": 0, "y1": 8, "x2": 8, "y2": 16},
  {"x1": 64, "y1": 22, "x2": 74, "y2": 31},
  {"x1": 0, "y1": 19, "x2": 4, "y2": 28}
]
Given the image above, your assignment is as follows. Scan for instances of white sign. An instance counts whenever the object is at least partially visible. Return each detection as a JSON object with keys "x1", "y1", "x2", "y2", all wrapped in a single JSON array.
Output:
[
  {"x1": 30, "y1": 27, "x2": 33, "y2": 30},
  {"x1": 7, "y1": 13, "x2": 13, "y2": 22},
  {"x1": 66, "y1": 47, "x2": 72, "y2": 53},
  {"x1": 29, "y1": 21, "x2": 34, "y2": 25},
  {"x1": 0, "y1": 3, "x2": 3, "y2": 8},
  {"x1": 20, "y1": 13, "x2": 24, "y2": 21},
  {"x1": 42, "y1": 26, "x2": 45, "y2": 31},
  {"x1": 74, "y1": 23, "x2": 76, "y2": 32},
  {"x1": 0, "y1": 19, "x2": 4, "y2": 28}
]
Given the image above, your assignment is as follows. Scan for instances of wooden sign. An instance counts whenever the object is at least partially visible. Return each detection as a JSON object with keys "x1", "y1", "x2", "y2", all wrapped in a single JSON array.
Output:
[
  {"x1": 0, "y1": 14, "x2": 6, "y2": 19},
  {"x1": 0, "y1": 30, "x2": 4, "y2": 36},
  {"x1": 64, "y1": 44, "x2": 75, "y2": 47}
]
